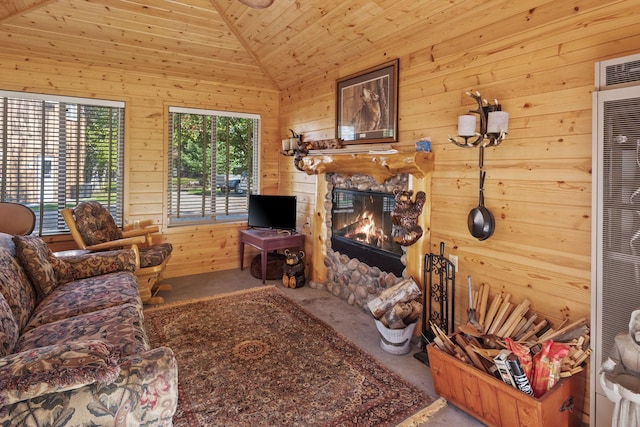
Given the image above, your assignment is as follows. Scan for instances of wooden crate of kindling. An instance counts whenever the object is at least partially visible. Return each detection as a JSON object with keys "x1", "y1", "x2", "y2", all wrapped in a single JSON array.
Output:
[{"x1": 427, "y1": 343, "x2": 583, "y2": 427}]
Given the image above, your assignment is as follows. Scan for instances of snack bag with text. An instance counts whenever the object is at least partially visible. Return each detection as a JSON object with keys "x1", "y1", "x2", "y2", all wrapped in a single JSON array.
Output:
[
  {"x1": 531, "y1": 340, "x2": 570, "y2": 398},
  {"x1": 506, "y1": 337, "x2": 533, "y2": 382}
]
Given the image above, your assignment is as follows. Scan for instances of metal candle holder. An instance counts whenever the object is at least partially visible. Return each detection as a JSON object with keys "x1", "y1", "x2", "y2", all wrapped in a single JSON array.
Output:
[{"x1": 448, "y1": 91, "x2": 509, "y2": 148}]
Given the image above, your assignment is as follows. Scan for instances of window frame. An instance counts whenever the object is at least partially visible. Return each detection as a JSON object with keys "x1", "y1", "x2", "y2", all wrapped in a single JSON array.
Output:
[
  {"x1": 0, "y1": 90, "x2": 125, "y2": 236},
  {"x1": 167, "y1": 106, "x2": 260, "y2": 227}
]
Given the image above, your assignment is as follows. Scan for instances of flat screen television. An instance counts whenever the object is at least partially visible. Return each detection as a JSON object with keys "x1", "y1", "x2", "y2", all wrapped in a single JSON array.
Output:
[{"x1": 248, "y1": 194, "x2": 297, "y2": 231}]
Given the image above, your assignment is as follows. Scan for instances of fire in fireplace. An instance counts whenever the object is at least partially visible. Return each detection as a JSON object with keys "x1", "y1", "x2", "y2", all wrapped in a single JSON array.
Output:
[{"x1": 331, "y1": 188, "x2": 404, "y2": 276}]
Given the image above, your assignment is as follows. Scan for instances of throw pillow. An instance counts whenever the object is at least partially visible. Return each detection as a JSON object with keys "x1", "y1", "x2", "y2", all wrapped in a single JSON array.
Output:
[
  {"x1": 12, "y1": 236, "x2": 58, "y2": 299},
  {"x1": 0, "y1": 340, "x2": 120, "y2": 406},
  {"x1": 48, "y1": 254, "x2": 74, "y2": 286}
]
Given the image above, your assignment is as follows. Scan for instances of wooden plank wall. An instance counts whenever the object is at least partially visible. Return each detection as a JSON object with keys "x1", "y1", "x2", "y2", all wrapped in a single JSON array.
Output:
[
  {"x1": 278, "y1": 2, "x2": 640, "y2": 422},
  {"x1": 0, "y1": 55, "x2": 280, "y2": 277},
  {"x1": 1, "y1": 1, "x2": 639, "y2": 422}
]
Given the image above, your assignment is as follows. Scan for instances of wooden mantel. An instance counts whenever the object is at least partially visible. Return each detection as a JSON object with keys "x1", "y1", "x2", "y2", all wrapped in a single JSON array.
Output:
[{"x1": 298, "y1": 150, "x2": 433, "y2": 183}]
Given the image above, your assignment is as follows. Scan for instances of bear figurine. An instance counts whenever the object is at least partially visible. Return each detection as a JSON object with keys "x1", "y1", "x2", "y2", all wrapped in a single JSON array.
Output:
[
  {"x1": 391, "y1": 189, "x2": 426, "y2": 246},
  {"x1": 282, "y1": 249, "x2": 305, "y2": 288}
]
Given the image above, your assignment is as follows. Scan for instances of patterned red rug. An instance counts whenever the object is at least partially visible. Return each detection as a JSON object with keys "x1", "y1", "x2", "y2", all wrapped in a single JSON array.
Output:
[{"x1": 144, "y1": 286, "x2": 433, "y2": 426}]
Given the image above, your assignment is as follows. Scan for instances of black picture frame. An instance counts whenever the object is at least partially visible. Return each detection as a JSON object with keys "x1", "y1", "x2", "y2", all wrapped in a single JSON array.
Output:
[{"x1": 336, "y1": 59, "x2": 399, "y2": 144}]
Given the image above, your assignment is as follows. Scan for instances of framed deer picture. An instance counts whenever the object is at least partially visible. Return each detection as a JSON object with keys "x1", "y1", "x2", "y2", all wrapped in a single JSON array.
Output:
[{"x1": 336, "y1": 59, "x2": 399, "y2": 144}]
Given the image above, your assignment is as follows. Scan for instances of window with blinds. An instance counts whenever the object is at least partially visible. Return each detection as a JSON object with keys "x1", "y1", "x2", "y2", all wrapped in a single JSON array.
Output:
[
  {"x1": 0, "y1": 91, "x2": 125, "y2": 235},
  {"x1": 167, "y1": 107, "x2": 260, "y2": 225}
]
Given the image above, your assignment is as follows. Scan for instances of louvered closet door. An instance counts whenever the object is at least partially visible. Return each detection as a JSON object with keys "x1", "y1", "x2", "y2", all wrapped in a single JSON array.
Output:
[{"x1": 592, "y1": 84, "x2": 640, "y2": 425}]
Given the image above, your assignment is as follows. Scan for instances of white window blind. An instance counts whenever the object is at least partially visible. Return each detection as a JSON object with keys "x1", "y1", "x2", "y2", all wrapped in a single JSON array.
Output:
[
  {"x1": 167, "y1": 107, "x2": 260, "y2": 225},
  {"x1": 0, "y1": 91, "x2": 125, "y2": 235}
]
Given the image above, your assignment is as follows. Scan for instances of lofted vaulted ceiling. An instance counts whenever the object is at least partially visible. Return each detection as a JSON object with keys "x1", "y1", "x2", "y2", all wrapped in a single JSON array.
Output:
[{"x1": 0, "y1": 0, "x2": 457, "y2": 91}]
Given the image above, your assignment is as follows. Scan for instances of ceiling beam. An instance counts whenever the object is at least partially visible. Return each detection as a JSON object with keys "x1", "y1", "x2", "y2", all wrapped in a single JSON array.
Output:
[
  {"x1": 0, "y1": 0, "x2": 55, "y2": 24},
  {"x1": 209, "y1": 0, "x2": 280, "y2": 90}
]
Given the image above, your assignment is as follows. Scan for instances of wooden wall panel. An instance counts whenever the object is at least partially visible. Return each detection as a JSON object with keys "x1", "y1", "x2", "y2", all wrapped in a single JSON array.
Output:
[
  {"x1": 278, "y1": 2, "x2": 640, "y2": 422},
  {"x1": 1, "y1": 1, "x2": 639, "y2": 422},
  {"x1": 0, "y1": 55, "x2": 279, "y2": 279}
]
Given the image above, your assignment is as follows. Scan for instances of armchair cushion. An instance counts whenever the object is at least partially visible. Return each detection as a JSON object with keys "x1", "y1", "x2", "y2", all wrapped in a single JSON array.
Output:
[
  {"x1": 73, "y1": 201, "x2": 123, "y2": 246},
  {"x1": 139, "y1": 244, "x2": 173, "y2": 268},
  {"x1": 0, "y1": 340, "x2": 120, "y2": 406}
]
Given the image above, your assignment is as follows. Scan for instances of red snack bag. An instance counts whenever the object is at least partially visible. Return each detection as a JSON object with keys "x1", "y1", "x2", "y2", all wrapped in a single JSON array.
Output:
[
  {"x1": 505, "y1": 337, "x2": 533, "y2": 382},
  {"x1": 531, "y1": 340, "x2": 570, "y2": 398}
]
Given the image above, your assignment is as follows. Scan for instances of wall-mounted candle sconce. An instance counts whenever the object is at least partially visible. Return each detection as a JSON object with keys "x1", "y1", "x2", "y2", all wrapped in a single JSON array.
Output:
[{"x1": 448, "y1": 91, "x2": 509, "y2": 148}]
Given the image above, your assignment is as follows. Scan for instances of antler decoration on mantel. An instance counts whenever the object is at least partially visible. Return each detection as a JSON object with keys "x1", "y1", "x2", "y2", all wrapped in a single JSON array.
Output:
[
  {"x1": 448, "y1": 91, "x2": 509, "y2": 148},
  {"x1": 238, "y1": 0, "x2": 274, "y2": 8}
]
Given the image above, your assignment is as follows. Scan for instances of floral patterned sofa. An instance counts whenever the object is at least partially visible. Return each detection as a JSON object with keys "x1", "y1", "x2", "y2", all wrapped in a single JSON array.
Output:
[{"x1": 0, "y1": 233, "x2": 178, "y2": 426}]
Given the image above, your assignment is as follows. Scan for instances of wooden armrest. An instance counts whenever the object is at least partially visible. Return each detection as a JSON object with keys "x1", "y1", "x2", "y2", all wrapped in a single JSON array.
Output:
[
  {"x1": 139, "y1": 219, "x2": 155, "y2": 228},
  {"x1": 121, "y1": 225, "x2": 160, "y2": 238},
  {"x1": 122, "y1": 219, "x2": 156, "y2": 232},
  {"x1": 86, "y1": 236, "x2": 146, "y2": 251}
]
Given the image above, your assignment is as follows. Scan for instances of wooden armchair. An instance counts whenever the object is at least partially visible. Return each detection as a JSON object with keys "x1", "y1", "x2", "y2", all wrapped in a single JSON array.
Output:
[{"x1": 61, "y1": 201, "x2": 172, "y2": 305}]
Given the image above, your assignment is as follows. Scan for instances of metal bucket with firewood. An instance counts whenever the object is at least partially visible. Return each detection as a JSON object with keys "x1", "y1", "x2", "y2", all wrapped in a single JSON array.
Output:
[{"x1": 375, "y1": 320, "x2": 417, "y2": 355}]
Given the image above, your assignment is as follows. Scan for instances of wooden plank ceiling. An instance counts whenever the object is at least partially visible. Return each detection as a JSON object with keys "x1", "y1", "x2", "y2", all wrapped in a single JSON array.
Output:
[{"x1": 0, "y1": 0, "x2": 459, "y2": 90}]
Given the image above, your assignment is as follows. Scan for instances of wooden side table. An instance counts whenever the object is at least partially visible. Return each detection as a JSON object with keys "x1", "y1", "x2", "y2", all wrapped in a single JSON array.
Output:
[{"x1": 240, "y1": 229, "x2": 304, "y2": 284}]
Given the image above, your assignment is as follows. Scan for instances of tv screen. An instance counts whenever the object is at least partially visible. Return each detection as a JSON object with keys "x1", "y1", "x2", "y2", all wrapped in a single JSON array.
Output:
[{"x1": 248, "y1": 194, "x2": 297, "y2": 231}]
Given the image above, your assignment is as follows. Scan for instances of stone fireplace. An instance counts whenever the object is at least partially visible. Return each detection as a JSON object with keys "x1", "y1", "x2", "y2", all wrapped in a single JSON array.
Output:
[
  {"x1": 308, "y1": 173, "x2": 408, "y2": 307},
  {"x1": 298, "y1": 151, "x2": 433, "y2": 310}
]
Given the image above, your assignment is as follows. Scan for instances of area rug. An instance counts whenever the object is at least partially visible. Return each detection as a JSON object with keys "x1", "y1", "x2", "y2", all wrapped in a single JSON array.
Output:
[{"x1": 144, "y1": 286, "x2": 433, "y2": 426}]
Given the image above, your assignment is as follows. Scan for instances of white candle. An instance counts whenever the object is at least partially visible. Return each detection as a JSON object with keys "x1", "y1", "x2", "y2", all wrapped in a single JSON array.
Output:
[
  {"x1": 282, "y1": 139, "x2": 290, "y2": 151},
  {"x1": 289, "y1": 137, "x2": 300, "y2": 150},
  {"x1": 487, "y1": 111, "x2": 509, "y2": 134},
  {"x1": 458, "y1": 115, "x2": 476, "y2": 137}
]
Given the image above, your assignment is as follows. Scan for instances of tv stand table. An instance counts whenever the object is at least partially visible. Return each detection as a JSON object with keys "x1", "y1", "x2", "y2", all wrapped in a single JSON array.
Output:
[{"x1": 240, "y1": 229, "x2": 304, "y2": 284}]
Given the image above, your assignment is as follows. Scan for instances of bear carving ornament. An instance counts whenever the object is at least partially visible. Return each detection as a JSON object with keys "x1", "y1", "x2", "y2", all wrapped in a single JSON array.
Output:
[
  {"x1": 391, "y1": 189, "x2": 426, "y2": 246},
  {"x1": 282, "y1": 249, "x2": 305, "y2": 288}
]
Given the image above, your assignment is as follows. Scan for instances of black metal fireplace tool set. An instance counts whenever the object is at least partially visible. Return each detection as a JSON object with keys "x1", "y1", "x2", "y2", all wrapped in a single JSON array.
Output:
[{"x1": 414, "y1": 242, "x2": 456, "y2": 366}]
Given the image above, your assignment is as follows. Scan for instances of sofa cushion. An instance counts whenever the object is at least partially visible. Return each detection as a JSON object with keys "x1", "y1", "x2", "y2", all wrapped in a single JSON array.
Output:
[
  {"x1": 24, "y1": 271, "x2": 142, "y2": 332},
  {"x1": 12, "y1": 235, "x2": 60, "y2": 299},
  {"x1": 0, "y1": 247, "x2": 37, "y2": 332},
  {"x1": 0, "y1": 292, "x2": 19, "y2": 357},
  {"x1": 0, "y1": 340, "x2": 120, "y2": 406},
  {"x1": 16, "y1": 304, "x2": 149, "y2": 357}
]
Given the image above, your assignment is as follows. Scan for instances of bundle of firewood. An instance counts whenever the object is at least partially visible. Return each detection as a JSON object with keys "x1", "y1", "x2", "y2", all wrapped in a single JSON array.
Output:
[
  {"x1": 367, "y1": 277, "x2": 422, "y2": 329},
  {"x1": 430, "y1": 283, "x2": 590, "y2": 379}
]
